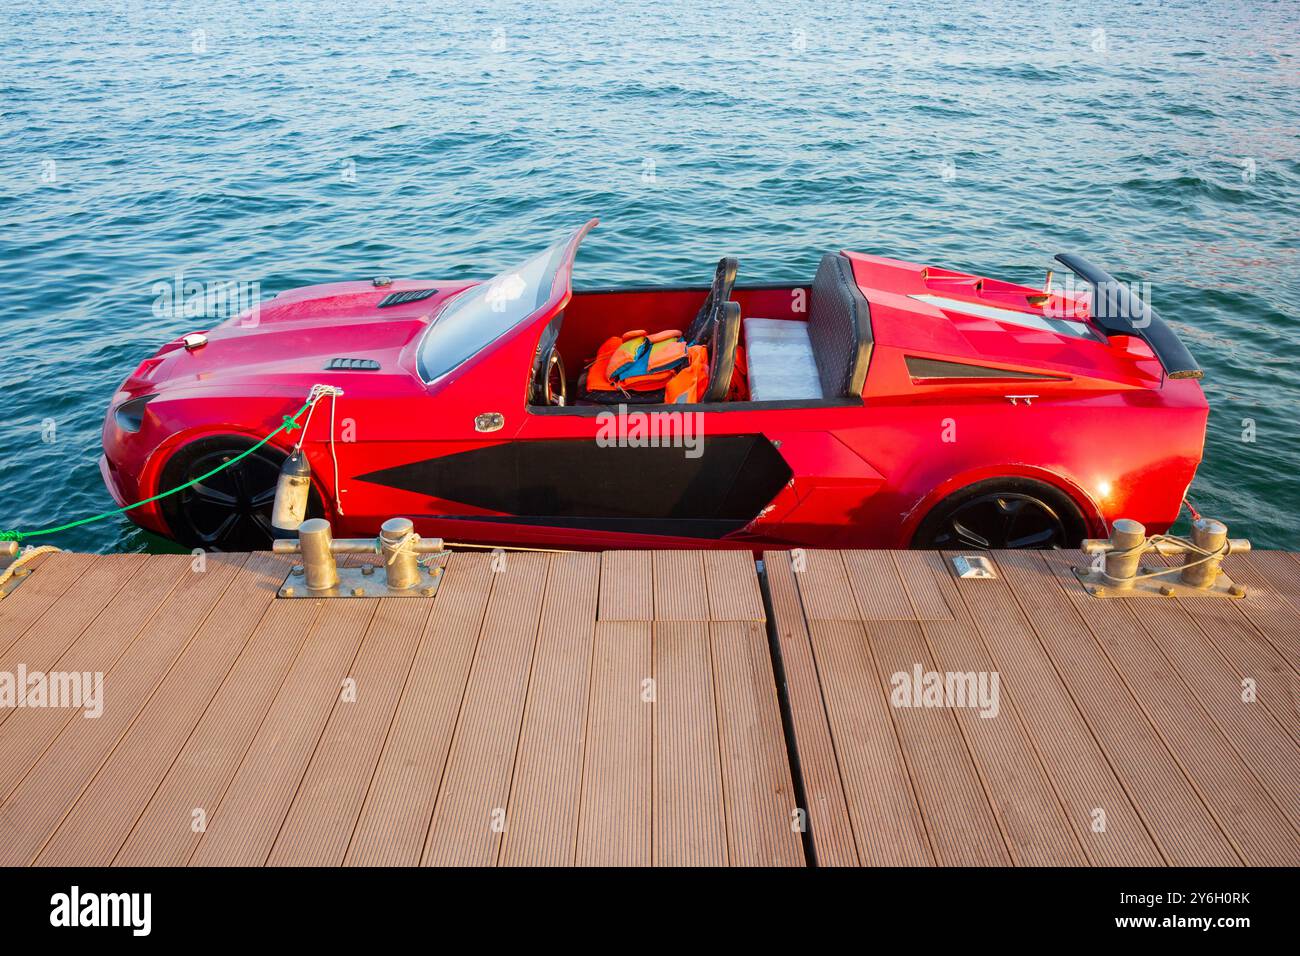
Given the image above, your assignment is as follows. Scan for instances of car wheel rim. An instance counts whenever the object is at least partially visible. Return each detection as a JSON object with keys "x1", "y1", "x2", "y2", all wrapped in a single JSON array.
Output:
[
  {"x1": 175, "y1": 448, "x2": 282, "y2": 551},
  {"x1": 929, "y1": 493, "x2": 1067, "y2": 550}
]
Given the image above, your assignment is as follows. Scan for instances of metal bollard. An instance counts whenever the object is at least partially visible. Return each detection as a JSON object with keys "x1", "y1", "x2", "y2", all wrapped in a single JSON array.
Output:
[
  {"x1": 273, "y1": 517, "x2": 445, "y2": 598},
  {"x1": 1181, "y1": 518, "x2": 1227, "y2": 588},
  {"x1": 297, "y1": 518, "x2": 340, "y2": 592},
  {"x1": 1, "y1": 541, "x2": 17, "y2": 559},
  {"x1": 1103, "y1": 518, "x2": 1146, "y2": 590},
  {"x1": 1079, "y1": 514, "x2": 1250, "y2": 598},
  {"x1": 379, "y1": 517, "x2": 421, "y2": 591}
]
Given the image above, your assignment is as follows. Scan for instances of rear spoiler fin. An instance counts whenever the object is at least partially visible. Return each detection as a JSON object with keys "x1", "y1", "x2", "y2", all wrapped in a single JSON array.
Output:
[{"x1": 1054, "y1": 253, "x2": 1203, "y2": 380}]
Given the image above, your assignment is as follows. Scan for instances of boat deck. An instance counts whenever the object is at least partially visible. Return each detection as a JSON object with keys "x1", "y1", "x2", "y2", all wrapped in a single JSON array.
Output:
[{"x1": 0, "y1": 546, "x2": 1297, "y2": 867}]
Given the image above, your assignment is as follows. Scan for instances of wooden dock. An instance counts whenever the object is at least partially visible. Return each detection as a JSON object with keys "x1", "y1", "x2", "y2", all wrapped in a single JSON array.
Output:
[{"x1": 0, "y1": 545, "x2": 1296, "y2": 867}]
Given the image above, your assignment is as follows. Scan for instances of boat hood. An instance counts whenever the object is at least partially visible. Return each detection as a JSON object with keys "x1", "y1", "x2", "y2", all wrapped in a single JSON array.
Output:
[{"x1": 846, "y1": 251, "x2": 1200, "y2": 394}]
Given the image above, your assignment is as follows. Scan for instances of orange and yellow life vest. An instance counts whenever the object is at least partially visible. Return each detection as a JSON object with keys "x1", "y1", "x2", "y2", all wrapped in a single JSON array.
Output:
[
  {"x1": 665, "y1": 344, "x2": 710, "y2": 403},
  {"x1": 585, "y1": 329, "x2": 711, "y2": 403}
]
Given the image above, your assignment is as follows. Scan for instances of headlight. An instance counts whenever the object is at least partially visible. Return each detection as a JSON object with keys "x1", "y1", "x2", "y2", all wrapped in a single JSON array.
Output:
[{"x1": 114, "y1": 394, "x2": 157, "y2": 432}]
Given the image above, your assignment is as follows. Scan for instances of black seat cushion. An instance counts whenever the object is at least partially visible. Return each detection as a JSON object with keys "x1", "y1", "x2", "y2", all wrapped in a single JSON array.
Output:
[
  {"x1": 686, "y1": 257, "x2": 739, "y2": 345},
  {"x1": 703, "y1": 301, "x2": 740, "y2": 402},
  {"x1": 808, "y1": 253, "x2": 873, "y2": 398}
]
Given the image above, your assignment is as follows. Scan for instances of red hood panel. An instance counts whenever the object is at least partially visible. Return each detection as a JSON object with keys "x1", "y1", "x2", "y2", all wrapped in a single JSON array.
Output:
[
  {"x1": 846, "y1": 251, "x2": 1166, "y2": 390},
  {"x1": 129, "y1": 280, "x2": 474, "y2": 393}
]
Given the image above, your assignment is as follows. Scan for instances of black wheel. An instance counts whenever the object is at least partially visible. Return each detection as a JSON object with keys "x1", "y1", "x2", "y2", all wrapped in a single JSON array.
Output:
[
  {"x1": 158, "y1": 436, "x2": 320, "y2": 552},
  {"x1": 911, "y1": 479, "x2": 1087, "y2": 550}
]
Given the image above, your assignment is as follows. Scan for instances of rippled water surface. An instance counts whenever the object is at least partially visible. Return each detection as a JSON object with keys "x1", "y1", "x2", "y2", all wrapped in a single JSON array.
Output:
[{"x1": 1, "y1": 0, "x2": 1297, "y2": 551}]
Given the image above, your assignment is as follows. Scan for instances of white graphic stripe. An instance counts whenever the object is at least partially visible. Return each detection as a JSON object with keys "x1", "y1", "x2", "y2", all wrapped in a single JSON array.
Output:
[{"x1": 910, "y1": 293, "x2": 1099, "y2": 340}]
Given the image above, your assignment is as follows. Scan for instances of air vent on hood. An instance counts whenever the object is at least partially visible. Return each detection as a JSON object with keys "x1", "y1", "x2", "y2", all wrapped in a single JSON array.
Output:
[
  {"x1": 377, "y1": 288, "x2": 437, "y2": 307},
  {"x1": 905, "y1": 356, "x2": 1068, "y2": 381},
  {"x1": 325, "y1": 357, "x2": 381, "y2": 371}
]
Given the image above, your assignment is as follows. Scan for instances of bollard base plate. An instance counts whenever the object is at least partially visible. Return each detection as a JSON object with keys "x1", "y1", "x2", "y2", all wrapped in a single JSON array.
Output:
[
  {"x1": 0, "y1": 565, "x2": 35, "y2": 601},
  {"x1": 278, "y1": 553, "x2": 449, "y2": 599},
  {"x1": 1073, "y1": 564, "x2": 1245, "y2": 599}
]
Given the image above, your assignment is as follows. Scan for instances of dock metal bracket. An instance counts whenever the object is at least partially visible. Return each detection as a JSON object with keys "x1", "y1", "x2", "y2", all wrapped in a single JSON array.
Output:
[
  {"x1": 1073, "y1": 517, "x2": 1249, "y2": 599},
  {"x1": 952, "y1": 555, "x2": 997, "y2": 579},
  {"x1": 273, "y1": 517, "x2": 447, "y2": 599},
  {"x1": 0, "y1": 541, "x2": 33, "y2": 600},
  {"x1": 0, "y1": 567, "x2": 34, "y2": 600}
]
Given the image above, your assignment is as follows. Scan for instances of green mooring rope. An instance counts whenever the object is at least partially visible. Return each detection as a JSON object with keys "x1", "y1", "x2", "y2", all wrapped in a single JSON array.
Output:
[{"x1": 0, "y1": 401, "x2": 312, "y2": 543}]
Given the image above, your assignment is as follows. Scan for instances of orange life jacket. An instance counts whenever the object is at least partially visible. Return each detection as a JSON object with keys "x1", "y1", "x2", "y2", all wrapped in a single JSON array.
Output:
[
  {"x1": 588, "y1": 329, "x2": 690, "y2": 394},
  {"x1": 664, "y1": 344, "x2": 710, "y2": 403}
]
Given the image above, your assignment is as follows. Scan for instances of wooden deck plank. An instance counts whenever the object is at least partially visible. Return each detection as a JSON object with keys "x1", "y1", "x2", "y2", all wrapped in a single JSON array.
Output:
[
  {"x1": 1233, "y1": 551, "x2": 1300, "y2": 619},
  {"x1": 864, "y1": 619, "x2": 1012, "y2": 865},
  {"x1": 651, "y1": 621, "x2": 728, "y2": 866},
  {"x1": 113, "y1": 597, "x2": 324, "y2": 866},
  {"x1": 704, "y1": 550, "x2": 764, "y2": 621},
  {"x1": 597, "y1": 551, "x2": 652, "y2": 621},
  {"x1": 0, "y1": 553, "x2": 245, "y2": 866},
  {"x1": 1195, "y1": 553, "x2": 1300, "y2": 682},
  {"x1": 1224, "y1": 554, "x2": 1300, "y2": 691},
  {"x1": 710, "y1": 621, "x2": 805, "y2": 866},
  {"x1": 1101, "y1": 550, "x2": 1300, "y2": 819},
  {"x1": 892, "y1": 550, "x2": 956, "y2": 621},
  {"x1": 945, "y1": 553, "x2": 1165, "y2": 866},
  {"x1": 576, "y1": 621, "x2": 652, "y2": 866},
  {"x1": 1028, "y1": 551, "x2": 1300, "y2": 865},
  {"x1": 0, "y1": 554, "x2": 149, "y2": 726},
  {"x1": 13, "y1": 543, "x2": 1295, "y2": 869},
  {"x1": 1104, "y1": 575, "x2": 1300, "y2": 831},
  {"x1": 266, "y1": 600, "x2": 430, "y2": 866},
  {"x1": 978, "y1": 551, "x2": 1241, "y2": 867},
  {"x1": 34, "y1": 555, "x2": 283, "y2": 867},
  {"x1": 1217, "y1": 552, "x2": 1300, "y2": 699},
  {"x1": 0, "y1": 554, "x2": 187, "y2": 797},
  {"x1": 1153, "y1": 554, "x2": 1300, "y2": 740},
  {"x1": 762, "y1": 552, "x2": 859, "y2": 866},
  {"x1": 499, "y1": 552, "x2": 600, "y2": 866},
  {"x1": 795, "y1": 550, "x2": 858, "y2": 621},
  {"x1": 344, "y1": 553, "x2": 493, "y2": 866},
  {"x1": 0, "y1": 552, "x2": 99, "y2": 653},
  {"x1": 901, "y1": 553, "x2": 1086, "y2": 866},
  {"x1": 189, "y1": 599, "x2": 378, "y2": 866},
  {"x1": 653, "y1": 550, "x2": 709, "y2": 621},
  {"x1": 805, "y1": 616, "x2": 934, "y2": 864},
  {"x1": 421, "y1": 553, "x2": 549, "y2": 866},
  {"x1": 841, "y1": 550, "x2": 916, "y2": 620}
]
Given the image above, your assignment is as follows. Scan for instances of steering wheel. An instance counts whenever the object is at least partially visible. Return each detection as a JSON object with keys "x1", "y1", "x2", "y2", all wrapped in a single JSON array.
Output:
[
  {"x1": 543, "y1": 346, "x2": 567, "y2": 406},
  {"x1": 686, "y1": 257, "x2": 739, "y2": 345}
]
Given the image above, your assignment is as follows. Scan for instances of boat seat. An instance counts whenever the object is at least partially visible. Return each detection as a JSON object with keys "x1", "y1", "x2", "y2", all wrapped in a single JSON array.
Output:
[
  {"x1": 743, "y1": 318, "x2": 825, "y2": 402},
  {"x1": 808, "y1": 252, "x2": 873, "y2": 398}
]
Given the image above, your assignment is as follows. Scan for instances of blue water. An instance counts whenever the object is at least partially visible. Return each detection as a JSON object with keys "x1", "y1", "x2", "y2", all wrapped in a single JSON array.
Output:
[{"x1": 1, "y1": 0, "x2": 1297, "y2": 551}]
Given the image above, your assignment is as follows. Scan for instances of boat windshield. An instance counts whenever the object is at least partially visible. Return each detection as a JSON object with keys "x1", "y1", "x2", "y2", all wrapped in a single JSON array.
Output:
[{"x1": 417, "y1": 238, "x2": 569, "y2": 383}]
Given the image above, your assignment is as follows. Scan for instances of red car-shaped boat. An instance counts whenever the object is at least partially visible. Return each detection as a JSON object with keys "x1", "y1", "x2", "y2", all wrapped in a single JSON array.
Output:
[{"x1": 101, "y1": 219, "x2": 1208, "y2": 552}]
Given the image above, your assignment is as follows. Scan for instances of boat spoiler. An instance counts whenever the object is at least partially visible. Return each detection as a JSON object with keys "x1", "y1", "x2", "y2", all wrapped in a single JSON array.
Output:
[{"x1": 1054, "y1": 253, "x2": 1203, "y2": 380}]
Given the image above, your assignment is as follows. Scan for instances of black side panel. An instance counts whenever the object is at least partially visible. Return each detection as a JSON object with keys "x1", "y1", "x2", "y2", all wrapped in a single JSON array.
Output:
[
  {"x1": 427, "y1": 514, "x2": 748, "y2": 540},
  {"x1": 356, "y1": 435, "x2": 793, "y2": 537},
  {"x1": 904, "y1": 356, "x2": 1069, "y2": 381}
]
